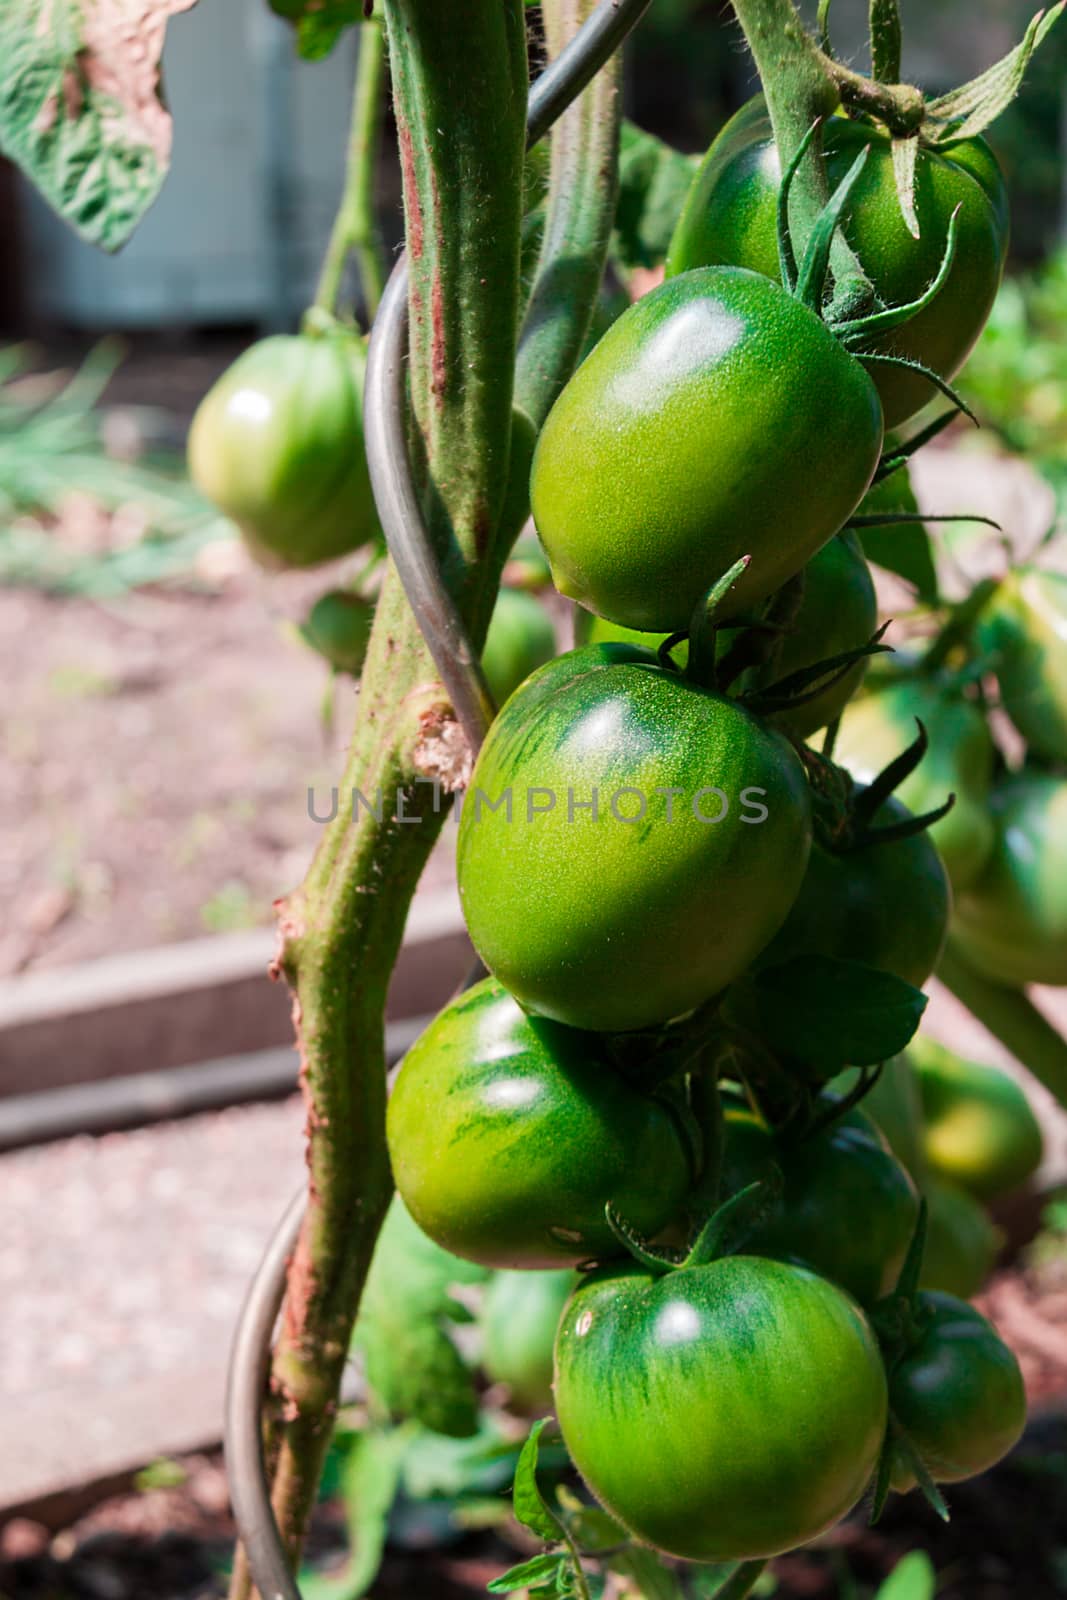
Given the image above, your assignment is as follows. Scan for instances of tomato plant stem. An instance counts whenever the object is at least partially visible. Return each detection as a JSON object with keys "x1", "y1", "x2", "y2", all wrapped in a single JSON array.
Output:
[
  {"x1": 714, "y1": 1559, "x2": 769, "y2": 1598},
  {"x1": 314, "y1": 18, "x2": 388, "y2": 321},
  {"x1": 515, "y1": 0, "x2": 623, "y2": 430},
  {"x1": 938, "y1": 942, "x2": 1067, "y2": 1109},
  {"x1": 229, "y1": 5, "x2": 528, "y2": 1593}
]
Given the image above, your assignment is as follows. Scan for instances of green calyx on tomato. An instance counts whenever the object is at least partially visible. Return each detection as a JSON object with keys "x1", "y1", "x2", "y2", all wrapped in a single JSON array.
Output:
[
  {"x1": 887, "y1": 1291, "x2": 1026, "y2": 1491},
  {"x1": 386, "y1": 976, "x2": 696, "y2": 1270},
  {"x1": 719, "y1": 1098, "x2": 920, "y2": 1307},
  {"x1": 762, "y1": 790, "x2": 951, "y2": 991},
  {"x1": 480, "y1": 1268, "x2": 577, "y2": 1413},
  {"x1": 952, "y1": 769, "x2": 1067, "y2": 988},
  {"x1": 745, "y1": 532, "x2": 878, "y2": 740},
  {"x1": 667, "y1": 97, "x2": 1009, "y2": 428},
  {"x1": 835, "y1": 673, "x2": 995, "y2": 890},
  {"x1": 480, "y1": 588, "x2": 557, "y2": 710},
  {"x1": 553, "y1": 1253, "x2": 888, "y2": 1562},
  {"x1": 978, "y1": 566, "x2": 1067, "y2": 763},
  {"x1": 910, "y1": 1036, "x2": 1043, "y2": 1201},
  {"x1": 188, "y1": 329, "x2": 381, "y2": 568},
  {"x1": 919, "y1": 1176, "x2": 1000, "y2": 1301},
  {"x1": 456, "y1": 643, "x2": 814, "y2": 1034}
]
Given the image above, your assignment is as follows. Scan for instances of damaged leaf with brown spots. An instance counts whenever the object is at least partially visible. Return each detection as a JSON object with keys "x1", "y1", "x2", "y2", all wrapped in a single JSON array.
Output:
[{"x1": 0, "y1": 0, "x2": 197, "y2": 250}]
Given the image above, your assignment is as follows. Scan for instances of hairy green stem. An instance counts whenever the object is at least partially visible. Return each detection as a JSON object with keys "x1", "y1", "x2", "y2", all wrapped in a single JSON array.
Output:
[
  {"x1": 230, "y1": 7, "x2": 526, "y2": 1595},
  {"x1": 314, "y1": 18, "x2": 388, "y2": 321},
  {"x1": 938, "y1": 941, "x2": 1067, "y2": 1107},
  {"x1": 515, "y1": 0, "x2": 622, "y2": 429}
]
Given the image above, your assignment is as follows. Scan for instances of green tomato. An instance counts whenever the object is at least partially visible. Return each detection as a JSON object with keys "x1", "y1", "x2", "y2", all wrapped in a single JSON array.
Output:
[
  {"x1": 530, "y1": 267, "x2": 882, "y2": 633},
  {"x1": 456, "y1": 644, "x2": 813, "y2": 1033},
  {"x1": 952, "y1": 770, "x2": 1067, "y2": 987},
  {"x1": 889, "y1": 1291, "x2": 1026, "y2": 1490},
  {"x1": 480, "y1": 1268, "x2": 577, "y2": 1412},
  {"x1": 835, "y1": 675, "x2": 995, "y2": 890},
  {"x1": 978, "y1": 567, "x2": 1067, "y2": 763},
  {"x1": 749, "y1": 532, "x2": 877, "y2": 740},
  {"x1": 480, "y1": 589, "x2": 557, "y2": 708},
  {"x1": 920, "y1": 1177, "x2": 1000, "y2": 1300},
  {"x1": 188, "y1": 332, "x2": 379, "y2": 567},
  {"x1": 762, "y1": 794, "x2": 951, "y2": 990},
  {"x1": 299, "y1": 589, "x2": 375, "y2": 676},
  {"x1": 831, "y1": 1055, "x2": 928, "y2": 1180},
  {"x1": 667, "y1": 98, "x2": 1009, "y2": 428},
  {"x1": 386, "y1": 977, "x2": 695, "y2": 1269},
  {"x1": 720, "y1": 1101, "x2": 919, "y2": 1305},
  {"x1": 554, "y1": 1256, "x2": 888, "y2": 1562},
  {"x1": 910, "y1": 1036, "x2": 1043, "y2": 1201}
]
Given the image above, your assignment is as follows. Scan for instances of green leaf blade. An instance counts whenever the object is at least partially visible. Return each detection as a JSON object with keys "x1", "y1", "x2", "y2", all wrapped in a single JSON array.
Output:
[
  {"x1": 512, "y1": 1420, "x2": 565, "y2": 1544},
  {"x1": 749, "y1": 955, "x2": 927, "y2": 1071}
]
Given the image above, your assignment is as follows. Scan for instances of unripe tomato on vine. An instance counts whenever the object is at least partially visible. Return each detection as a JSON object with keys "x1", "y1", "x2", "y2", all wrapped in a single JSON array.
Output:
[
  {"x1": 188, "y1": 330, "x2": 380, "y2": 568},
  {"x1": 667, "y1": 98, "x2": 1009, "y2": 427}
]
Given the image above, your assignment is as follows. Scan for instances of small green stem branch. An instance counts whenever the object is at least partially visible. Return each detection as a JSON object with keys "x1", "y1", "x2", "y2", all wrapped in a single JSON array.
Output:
[
  {"x1": 938, "y1": 941, "x2": 1067, "y2": 1108},
  {"x1": 714, "y1": 1558, "x2": 769, "y2": 1599},
  {"x1": 515, "y1": 0, "x2": 622, "y2": 429},
  {"x1": 230, "y1": 6, "x2": 527, "y2": 1596},
  {"x1": 314, "y1": 18, "x2": 388, "y2": 321}
]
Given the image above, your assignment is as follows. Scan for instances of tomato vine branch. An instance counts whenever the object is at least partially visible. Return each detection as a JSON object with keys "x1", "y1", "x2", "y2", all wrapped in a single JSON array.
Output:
[{"x1": 313, "y1": 19, "x2": 388, "y2": 322}]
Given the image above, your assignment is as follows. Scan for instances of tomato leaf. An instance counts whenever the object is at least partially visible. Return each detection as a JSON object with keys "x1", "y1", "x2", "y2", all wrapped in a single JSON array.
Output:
[
  {"x1": 875, "y1": 1550, "x2": 937, "y2": 1600},
  {"x1": 512, "y1": 1419, "x2": 565, "y2": 1544},
  {"x1": 489, "y1": 1553, "x2": 568, "y2": 1594},
  {"x1": 613, "y1": 122, "x2": 700, "y2": 271},
  {"x1": 750, "y1": 956, "x2": 927, "y2": 1070},
  {"x1": 352, "y1": 1197, "x2": 489, "y2": 1438},
  {"x1": 0, "y1": 0, "x2": 197, "y2": 250},
  {"x1": 269, "y1": 0, "x2": 366, "y2": 60},
  {"x1": 605, "y1": 1546, "x2": 686, "y2": 1600},
  {"x1": 921, "y1": 2, "x2": 1065, "y2": 145}
]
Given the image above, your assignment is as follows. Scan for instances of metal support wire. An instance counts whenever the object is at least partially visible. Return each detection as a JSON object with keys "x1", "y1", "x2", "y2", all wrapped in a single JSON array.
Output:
[
  {"x1": 225, "y1": 4, "x2": 653, "y2": 1593},
  {"x1": 363, "y1": 0, "x2": 653, "y2": 754}
]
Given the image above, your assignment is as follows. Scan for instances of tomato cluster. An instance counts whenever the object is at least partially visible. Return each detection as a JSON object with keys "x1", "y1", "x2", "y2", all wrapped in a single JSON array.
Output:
[{"x1": 378, "y1": 82, "x2": 1036, "y2": 1563}]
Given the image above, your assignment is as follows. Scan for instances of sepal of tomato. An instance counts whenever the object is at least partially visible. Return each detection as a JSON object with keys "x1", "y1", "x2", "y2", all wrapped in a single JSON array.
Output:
[
  {"x1": 553, "y1": 1255, "x2": 888, "y2": 1562},
  {"x1": 386, "y1": 977, "x2": 695, "y2": 1270},
  {"x1": 667, "y1": 98, "x2": 1009, "y2": 428},
  {"x1": 888, "y1": 1291, "x2": 1026, "y2": 1490},
  {"x1": 456, "y1": 644, "x2": 814, "y2": 1033},
  {"x1": 835, "y1": 675, "x2": 995, "y2": 891},
  {"x1": 530, "y1": 267, "x2": 882, "y2": 633},
  {"x1": 761, "y1": 795, "x2": 951, "y2": 990},
  {"x1": 188, "y1": 332, "x2": 381, "y2": 568}
]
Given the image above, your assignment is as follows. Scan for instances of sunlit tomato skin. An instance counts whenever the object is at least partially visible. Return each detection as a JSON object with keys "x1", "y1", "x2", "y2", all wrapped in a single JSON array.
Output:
[
  {"x1": 910, "y1": 1036, "x2": 1043, "y2": 1200},
  {"x1": 952, "y1": 771, "x2": 1067, "y2": 987},
  {"x1": 720, "y1": 1102, "x2": 919, "y2": 1306},
  {"x1": 553, "y1": 1256, "x2": 888, "y2": 1562},
  {"x1": 750, "y1": 532, "x2": 877, "y2": 740},
  {"x1": 386, "y1": 977, "x2": 694, "y2": 1270},
  {"x1": 978, "y1": 567, "x2": 1067, "y2": 763},
  {"x1": 889, "y1": 1292, "x2": 1026, "y2": 1490},
  {"x1": 480, "y1": 1268, "x2": 577, "y2": 1412},
  {"x1": 530, "y1": 268, "x2": 883, "y2": 633},
  {"x1": 667, "y1": 99, "x2": 1009, "y2": 428},
  {"x1": 456, "y1": 644, "x2": 813, "y2": 1033},
  {"x1": 480, "y1": 588, "x2": 557, "y2": 709},
  {"x1": 762, "y1": 795, "x2": 951, "y2": 990},
  {"x1": 835, "y1": 676, "x2": 995, "y2": 891},
  {"x1": 919, "y1": 1177, "x2": 1000, "y2": 1300},
  {"x1": 188, "y1": 332, "x2": 380, "y2": 567}
]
